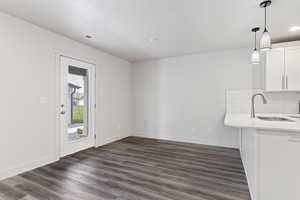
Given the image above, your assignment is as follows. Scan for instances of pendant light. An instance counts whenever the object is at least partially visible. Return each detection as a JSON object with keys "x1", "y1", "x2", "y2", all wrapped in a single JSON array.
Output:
[
  {"x1": 251, "y1": 27, "x2": 260, "y2": 64},
  {"x1": 260, "y1": 0, "x2": 272, "y2": 51}
]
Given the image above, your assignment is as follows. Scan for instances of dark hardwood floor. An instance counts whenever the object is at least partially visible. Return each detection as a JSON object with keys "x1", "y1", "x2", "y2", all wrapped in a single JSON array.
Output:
[{"x1": 0, "y1": 137, "x2": 251, "y2": 200}]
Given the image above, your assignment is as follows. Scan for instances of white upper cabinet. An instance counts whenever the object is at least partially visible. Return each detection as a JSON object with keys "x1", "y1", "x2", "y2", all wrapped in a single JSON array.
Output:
[
  {"x1": 264, "y1": 42, "x2": 300, "y2": 91},
  {"x1": 265, "y1": 48, "x2": 285, "y2": 91},
  {"x1": 285, "y1": 46, "x2": 300, "y2": 90}
]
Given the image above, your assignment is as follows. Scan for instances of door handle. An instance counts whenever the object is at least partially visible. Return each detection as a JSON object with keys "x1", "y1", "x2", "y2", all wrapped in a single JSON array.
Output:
[
  {"x1": 286, "y1": 76, "x2": 288, "y2": 90},
  {"x1": 60, "y1": 104, "x2": 65, "y2": 115}
]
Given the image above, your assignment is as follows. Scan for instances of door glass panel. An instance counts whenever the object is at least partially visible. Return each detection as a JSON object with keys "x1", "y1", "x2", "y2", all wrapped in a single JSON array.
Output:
[{"x1": 67, "y1": 66, "x2": 88, "y2": 142}]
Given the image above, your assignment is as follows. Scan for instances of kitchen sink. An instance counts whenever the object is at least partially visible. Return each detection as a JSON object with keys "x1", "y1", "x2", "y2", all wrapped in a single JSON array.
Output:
[{"x1": 257, "y1": 116, "x2": 295, "y2": 122}]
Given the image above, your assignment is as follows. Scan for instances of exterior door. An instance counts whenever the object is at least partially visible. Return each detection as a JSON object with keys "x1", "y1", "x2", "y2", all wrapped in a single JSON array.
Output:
[{"x1": 60, "y1": 56, "x2": 96, "y2": 157}]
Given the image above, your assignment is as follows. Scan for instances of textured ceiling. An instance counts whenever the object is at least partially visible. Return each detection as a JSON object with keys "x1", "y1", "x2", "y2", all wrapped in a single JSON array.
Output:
[{"x1": 0, "y1": 0, "x2": 299, "y2": 61}]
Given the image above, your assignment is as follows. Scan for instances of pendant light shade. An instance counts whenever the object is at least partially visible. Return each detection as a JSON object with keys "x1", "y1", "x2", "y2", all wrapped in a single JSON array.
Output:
[
  {"x1": 260, "y1": 1, "x2": 272, "y2": 51},
  {"x1": 260, "y1": 30, "x2": 272, "y2": 51},
  {"x1": 251, "y1": 27, "x2": 260, "y2": 64},
  {"x1": 251, "y1": 50, "x2": 260, "y2": 64}
]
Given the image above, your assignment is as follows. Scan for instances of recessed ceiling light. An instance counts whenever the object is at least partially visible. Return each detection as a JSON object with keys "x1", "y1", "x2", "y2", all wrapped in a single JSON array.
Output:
[
  {"x1": 148, "y1": 37, "x2": 158, "y2": 43},
  {"x1": 85, "y1": 35, "x2": 92, "y2": 39},
  {"x1": 289, "y1": 26, "x2": 300, "y2": 32}
]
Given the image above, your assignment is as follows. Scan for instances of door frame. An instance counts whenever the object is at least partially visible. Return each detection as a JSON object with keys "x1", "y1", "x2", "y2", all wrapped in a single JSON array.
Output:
[{"x1": 55, "y1": 50, "x2": 97, "y2": 158}]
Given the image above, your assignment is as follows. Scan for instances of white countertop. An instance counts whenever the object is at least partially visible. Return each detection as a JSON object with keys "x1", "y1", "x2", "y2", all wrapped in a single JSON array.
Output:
[{"x1": 224, "y1": 113, "x2": 300, "y2": 132}]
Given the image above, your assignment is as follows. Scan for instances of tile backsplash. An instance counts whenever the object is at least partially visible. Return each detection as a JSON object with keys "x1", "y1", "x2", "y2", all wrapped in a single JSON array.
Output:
[
  {"x1": 226, "y1": 89, "x2": 253, "y2": 114},
  {"x1": 226, "y1": 89, "x2": 300, "y2": 115}
]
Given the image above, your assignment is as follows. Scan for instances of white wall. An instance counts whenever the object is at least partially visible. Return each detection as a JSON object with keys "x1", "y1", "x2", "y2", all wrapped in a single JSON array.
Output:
[
  {"x1": 0, "y1": 12, "x2": 131, "y2": 180},
  {"x1": 132, "y1": 49, "x2": 253, "y2": 148}
]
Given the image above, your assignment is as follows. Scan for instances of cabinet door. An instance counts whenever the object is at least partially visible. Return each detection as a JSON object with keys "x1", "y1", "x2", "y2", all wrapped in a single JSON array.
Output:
[
  {"x1": 242, "y1": 129, "x2": 257, "y2": 200},
  {"x1": 258, "y1": 131, "x2": 300, "y2": 200},
  {"x1": 286, "y1": 135, "x2": 300, "y2": 200},
  {"x1": 265, "y1": 48, "x2": 285, "y2": 91},
  {"x1": 285, "y1": 46, "x2": 300, "y2": 90}
]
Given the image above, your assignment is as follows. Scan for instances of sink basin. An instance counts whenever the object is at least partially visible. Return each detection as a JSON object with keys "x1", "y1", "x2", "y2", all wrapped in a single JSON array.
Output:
[{"x1": 257, "y1": 116, "x2": 295, "y2": 122}]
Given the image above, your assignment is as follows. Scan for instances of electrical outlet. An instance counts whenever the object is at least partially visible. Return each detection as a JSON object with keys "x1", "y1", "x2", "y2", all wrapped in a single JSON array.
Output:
[
  {"x1": 191, "y1": 128, "x2": 196, "y2": 134},
  {"x1": 116, "y1": 124, "x2": 121, "y2": 131},
  {"x1": 39, "y1": 97, "x2": 48, "y2": 104}
]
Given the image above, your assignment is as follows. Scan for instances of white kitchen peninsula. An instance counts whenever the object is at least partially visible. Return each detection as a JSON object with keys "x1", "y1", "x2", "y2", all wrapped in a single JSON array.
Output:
[{"x1": 225, "y1": 91, "x2": 300, "y2": 200}]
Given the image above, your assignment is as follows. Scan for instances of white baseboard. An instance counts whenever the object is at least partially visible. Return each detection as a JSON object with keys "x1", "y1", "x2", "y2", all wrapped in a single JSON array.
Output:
[
  {"x1": 0, "y1": 134, "x2": 131, "y2": 181},
  {"x1": 132, "y1": 132, "x2": 238, "y2": 149},
  {"x1": 0, "y1": 154, "x2": 58, "y2": 181},
  {"x1": 96, "y1": 134, "x2": 130, "y2": 147}
]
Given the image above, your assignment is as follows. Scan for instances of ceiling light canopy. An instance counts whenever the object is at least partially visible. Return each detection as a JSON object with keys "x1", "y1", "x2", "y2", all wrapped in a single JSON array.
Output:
[
  {"x1": 251, "y1": 27, "x2": 260, "y2": 65},
  {"x1": 148, "y1": 37, "x2": 159, "y2": 43},
  {"x1": 260, "y1": 0, "x2": 272, "y2": 51}
]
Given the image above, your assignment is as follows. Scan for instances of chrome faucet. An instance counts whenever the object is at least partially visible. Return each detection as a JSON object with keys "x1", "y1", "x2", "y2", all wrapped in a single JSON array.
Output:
[{"x1": 251, "y1": 93, "x2": 267, "y2": 118}]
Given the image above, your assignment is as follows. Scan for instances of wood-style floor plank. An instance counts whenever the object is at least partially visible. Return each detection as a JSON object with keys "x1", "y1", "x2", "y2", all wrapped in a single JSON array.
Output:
[{"x1": 0, "y1": 137, "x2": 251, "y2": 200}]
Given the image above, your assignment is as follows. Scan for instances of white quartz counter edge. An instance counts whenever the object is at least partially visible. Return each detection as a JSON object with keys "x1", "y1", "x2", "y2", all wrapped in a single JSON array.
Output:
[{"x1": 224, "y1": 114, "x2": 300, "y2": 132}]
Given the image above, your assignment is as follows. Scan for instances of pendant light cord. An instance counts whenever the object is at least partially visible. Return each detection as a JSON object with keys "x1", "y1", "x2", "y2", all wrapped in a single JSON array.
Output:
[
  {"x1": 264, "y1": 7, "x2": 267, "y2": 32},
  {"x1": 254, "y1": 31, "x2": 257, "y2": 50}
]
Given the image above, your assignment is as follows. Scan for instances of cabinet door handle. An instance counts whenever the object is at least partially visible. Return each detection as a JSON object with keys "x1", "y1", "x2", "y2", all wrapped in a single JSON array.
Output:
[
  {"x1": 286, "y1": 76, "x2": 288, "y2": 89},
  {"x1": 282, "y1": 76, "x2": 285, "y2": 90}
]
